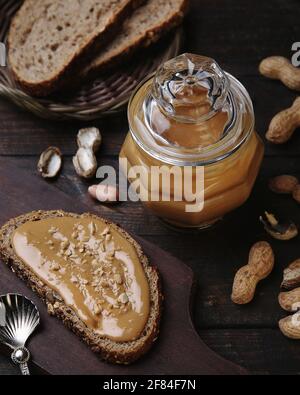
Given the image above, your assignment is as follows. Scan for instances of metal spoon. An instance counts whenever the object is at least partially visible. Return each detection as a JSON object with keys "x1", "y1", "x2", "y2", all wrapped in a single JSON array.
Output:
[{"x1": 0, "y1": 294, "x2": 40, "y2": 375}]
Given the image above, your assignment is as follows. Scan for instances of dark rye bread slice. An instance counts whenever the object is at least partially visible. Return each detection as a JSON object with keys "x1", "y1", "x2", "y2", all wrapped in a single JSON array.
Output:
[
  {"x1": 81, "y1": 0, "x2": 190, "y2": 78},
  {"x1": 0, "y1": 210, "x2": 162, "y2": 365},
  {"x1": 8, "y1": 0, "x2": 144, "y2": 97}
]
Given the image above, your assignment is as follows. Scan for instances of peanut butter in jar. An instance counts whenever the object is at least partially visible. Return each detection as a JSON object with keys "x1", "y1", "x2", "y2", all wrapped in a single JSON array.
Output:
[{"x1": 120, "y1": 54, "x2": 264, "y2": 228}]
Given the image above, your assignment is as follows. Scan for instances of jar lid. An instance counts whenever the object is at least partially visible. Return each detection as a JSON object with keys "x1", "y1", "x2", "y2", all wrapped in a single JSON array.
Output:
[
  {"x1": 152, "y1": 53, "x2": 229, "y2": 123},
  {"x1": 128, "y1": 53, "x2": 255, "y2": 166}
]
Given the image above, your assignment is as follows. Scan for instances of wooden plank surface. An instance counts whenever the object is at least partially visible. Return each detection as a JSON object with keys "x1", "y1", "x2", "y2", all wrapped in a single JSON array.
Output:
[
  {"x1": 0, "y1": 159, "x2": 247, "y2": 375},
  {"x1": 1, "y1": 0, "x2": 300, "y2": 375}
]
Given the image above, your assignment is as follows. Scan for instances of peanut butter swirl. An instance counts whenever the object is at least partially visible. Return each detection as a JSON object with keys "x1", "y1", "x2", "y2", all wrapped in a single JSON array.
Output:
[{"x1": 11, "y1": 216, "x2": 150, "y2": 342}]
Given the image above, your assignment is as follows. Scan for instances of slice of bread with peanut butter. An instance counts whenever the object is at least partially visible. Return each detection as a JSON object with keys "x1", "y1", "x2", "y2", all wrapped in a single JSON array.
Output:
[{"x1": 0, "y1": 210, "x2": 162, "y2": 364}]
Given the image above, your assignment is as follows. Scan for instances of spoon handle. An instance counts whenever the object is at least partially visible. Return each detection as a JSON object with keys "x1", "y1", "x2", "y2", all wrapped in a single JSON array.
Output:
[
  {"x1": 19, "y1": 362, "x2": 30, "y2": 375},
  {"x1": 11, "y1": 347, "x2": 31, "y2": 376}
]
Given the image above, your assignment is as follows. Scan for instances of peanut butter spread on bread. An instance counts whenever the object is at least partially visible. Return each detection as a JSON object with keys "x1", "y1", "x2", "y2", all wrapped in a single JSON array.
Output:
[{"x1": 11, "y1": 216, "x2": 150, "y2": 342}]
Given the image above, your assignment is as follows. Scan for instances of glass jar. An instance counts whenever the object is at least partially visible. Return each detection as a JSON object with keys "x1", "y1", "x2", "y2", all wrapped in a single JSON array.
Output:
[{"x1": 120, "y1": 54, "x2": 264, "y2": 228}]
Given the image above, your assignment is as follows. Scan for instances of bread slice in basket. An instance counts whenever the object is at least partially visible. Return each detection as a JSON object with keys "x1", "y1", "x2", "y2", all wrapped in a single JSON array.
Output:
[
  {"x1": 81, "y1": 0, "x2": 190, "y2": 78},
  {"x1": 0, "y1": 210, "x2": 162, "y2": 364},
  {"x1": 7, "y1": 0, "x2": 143, "y2": 97}
]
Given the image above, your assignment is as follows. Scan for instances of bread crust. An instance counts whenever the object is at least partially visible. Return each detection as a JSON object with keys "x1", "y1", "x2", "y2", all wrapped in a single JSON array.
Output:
[
  {"x1": 7, "y1": 0, "x2": 145, "y2": 97},
  {"x1": 82, "y1": 0, "x2": 190, "y2": 79},
  {"x1": 0, "y1": 210, "x2": 162, "y2": 365}
]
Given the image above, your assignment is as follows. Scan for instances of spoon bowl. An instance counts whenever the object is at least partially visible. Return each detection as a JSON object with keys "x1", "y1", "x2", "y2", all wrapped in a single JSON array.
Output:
[{"x1": 0, "y1": 294, "x2": 40, "y2": 375}]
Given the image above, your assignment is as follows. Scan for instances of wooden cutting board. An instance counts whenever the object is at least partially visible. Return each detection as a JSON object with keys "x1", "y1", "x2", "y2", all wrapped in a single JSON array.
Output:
[{"x1": 0, "y1": 159, "x2": 247, "y2": 375}]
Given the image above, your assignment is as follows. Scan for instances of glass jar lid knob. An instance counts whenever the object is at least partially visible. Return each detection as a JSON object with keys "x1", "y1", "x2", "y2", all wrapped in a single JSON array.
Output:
[{"x1": 152, "y1": 53, "x2": 230, "y2": 123}]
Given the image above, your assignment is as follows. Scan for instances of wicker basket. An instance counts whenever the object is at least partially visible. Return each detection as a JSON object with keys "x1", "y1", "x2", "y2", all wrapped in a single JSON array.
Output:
[{"x1": 0, "y1": 0, "x2": 182, "y2": 121}]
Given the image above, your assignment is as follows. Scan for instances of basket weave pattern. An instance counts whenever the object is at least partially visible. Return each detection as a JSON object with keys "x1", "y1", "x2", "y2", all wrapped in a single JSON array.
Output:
[{"x1": 0, "y1": 0, "x2": 182, "y2": 120}]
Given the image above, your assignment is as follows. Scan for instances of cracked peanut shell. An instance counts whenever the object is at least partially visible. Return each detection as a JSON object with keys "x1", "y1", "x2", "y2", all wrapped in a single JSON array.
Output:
[{"x1": 37, "y1": 147, "x2": 62, "y2": 179}]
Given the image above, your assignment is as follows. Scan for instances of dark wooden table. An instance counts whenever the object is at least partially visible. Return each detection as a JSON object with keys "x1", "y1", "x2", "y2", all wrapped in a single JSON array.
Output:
[{"x1": 1, "y1": 0, "x2": 300, "y2": 375}]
